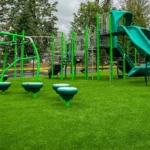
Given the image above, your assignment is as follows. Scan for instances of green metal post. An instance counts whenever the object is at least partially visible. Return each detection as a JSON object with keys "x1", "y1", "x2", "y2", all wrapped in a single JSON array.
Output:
[
  {"x1": 71, "y1": 31, "x2": 75, "y2": 80},
  {"x1": 109, "y1": 11, "x2": 113, "y2": 81},
  {"x1": 65, "y1": 40, "x2": 68, "y2": 79},
  {"x1": 84, "y1": 26, "x2": 88, "y2": 80},
  {"x1": 65, "y1": 101, "x2": 70, "y2": 107},
  {"x1": 60, "y1": 32, "x2": 64, "y2": 80},
  {"x1": 13, "y1": 34, "x2": 17, "y2": 80},
  {"x1": 2, "y1": 51, "x2": 8, "y2": 71},
  {"x1": 0, "y1": 32, "x2": 40, "y2": 82},
  {"x1": 74, "y1": 33, "x2": 76, "y2": 79},
  {"x1": 1, "y1": 50, "x2": 8, "y2": 82},
  {"x1": 31, "y1": 41, "x2": 40, "y2": 82},
  {"x1": 65, "y1": 40, "x2": 68, "y2": 58},
  {"x1": 20, "y1": 30, "x2": 25, "y2": 81},
  {"x1": 122, "y1": 18, "x2": 126, "y2": 80},
  {"x1": 96, "y1": 13, "x2": 100, "y2": 80},
  {"x1": 51, "y1": 34, "x2": 55, "y2": 79},
  {"x1": 134, "y1": 48, "x2": 137, "y2": 66},
  {"x1": 123, "y1": 34, "x2": 126, "y2": 80}
]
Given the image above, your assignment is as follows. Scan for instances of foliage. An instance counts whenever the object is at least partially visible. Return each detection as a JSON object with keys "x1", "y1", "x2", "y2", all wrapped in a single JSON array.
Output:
[
  {"x1": 99, "y1": 0, "x2": 111, "y2": 12},
  {"x1": 70, "y1": 1, "x2": 103, "y2": 35},
  {"x1": 0, "y1": 0, "x2": 58, "y2": 56},
  {"x1": 120, "y1": 0, "x2": 150, "y2": 28}
]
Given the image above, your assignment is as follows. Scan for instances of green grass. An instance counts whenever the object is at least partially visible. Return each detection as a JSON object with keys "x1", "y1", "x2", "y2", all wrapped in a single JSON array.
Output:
[{"x1": 0, "y1": 72, "x2": 150, "y2": 150}]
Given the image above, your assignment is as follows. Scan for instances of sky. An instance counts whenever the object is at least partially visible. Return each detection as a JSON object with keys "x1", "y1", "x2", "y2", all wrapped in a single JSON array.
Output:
[{"x1": 50, "y1": 0, "x2": 118, "y2": 35}]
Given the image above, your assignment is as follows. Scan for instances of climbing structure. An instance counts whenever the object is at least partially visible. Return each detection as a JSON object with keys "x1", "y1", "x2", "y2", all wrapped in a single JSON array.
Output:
[{"x1": 0, "y1": 31, "x2": 40, "y2": 82}]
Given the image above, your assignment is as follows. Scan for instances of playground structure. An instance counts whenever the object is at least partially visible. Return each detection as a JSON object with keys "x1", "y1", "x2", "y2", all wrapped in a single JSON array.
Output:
[
  {"x1": 0, "y1": 31, "x2": 44, "y2": 97},
  {"x1": 48, "y1": 9, "x2": 150, "y2": 85},
  {"x1": 0, "y1": 9, "x2": 150, "y2": 85},
  {"x1": 0, "y1": 9, "x2": 149, "y2": 104},
  {"x1": 0, "y1": 31, "x2": 40, "y2": 81}
]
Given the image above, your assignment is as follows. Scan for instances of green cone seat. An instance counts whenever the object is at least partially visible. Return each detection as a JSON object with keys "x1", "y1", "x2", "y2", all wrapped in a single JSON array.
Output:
[
  {"x1": 0, "y1": 75, "x2": 9, "y2": 81},
  {"x1": 52, "y1": 83, "x2": 70, "y2": 94},
  {"x1": 26, "y1": 82, "x2": 44, "y2": 93},
  {"x1": 22, "y1": 82, "x2": 44, "y2": 98},
  {"x1": 57, "y1": 87, "x2": 78, "y2": 106},
  {"x1": 0, "y1": 82, "x2": 11, "y2": 92},
  {"x1": 22, "y1": 82, "x2": 31, "y2": 92}
]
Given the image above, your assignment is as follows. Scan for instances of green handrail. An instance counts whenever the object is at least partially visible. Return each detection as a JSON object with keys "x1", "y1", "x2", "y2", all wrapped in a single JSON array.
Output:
[{"x1": 0, "y1": 31, "x2": 24, "y2": 38}]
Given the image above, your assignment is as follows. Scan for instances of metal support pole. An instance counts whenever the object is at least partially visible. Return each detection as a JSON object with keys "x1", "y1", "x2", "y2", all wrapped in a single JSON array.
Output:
[
  {"x1": 51, "y1": 34, "x2": 55, "y2": 79},
  {"x1": 13, "y1": 34, "x2": 17, "y2": 80},
  {"x1": 123, "y1": 35, "x2": 126, "y2": 80},
  {"x1": 33, "y1": 58, "x2": 34, "y2": 77},
  {"x1": 0, "y1": 50, "x2": 8, "y2": 82},
  {"x1": 71, "y1": 31, "x2": 75, "y2": 80},
  {"x1": 60, "y1": 32, "x2": 64, "y2": 80},
  {"x1": 96, "y1": 13, "x2": 100, "y2": 80},
  {"x1": 20, "y1": 30, "x2": 25, "y2": 81},
  {"x1": 145, "y1": 56, "x2": 148, "y2": 86},
  {"x1": 84, "y1": 26, "x2": 88, "y2": 80},
  {"x1": 109, "y1": 11, "x2": 113, "y2": 81},
  {"x1": 31, "y1": 41, "x2": 40, "y2": 82}
]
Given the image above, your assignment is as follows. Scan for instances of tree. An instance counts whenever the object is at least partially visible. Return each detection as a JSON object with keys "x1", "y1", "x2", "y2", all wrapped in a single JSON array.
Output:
[
  {"x1": 0, "y1": 0, "x2": 58, "y2": 35},
  {"x1": 0, "y1": 0, "x2": 58, "y2": 55},
  {"x1": 99, "y1": 0, "x2": 111, "y2": 12},
  {"x1": 70, "y1": 1, "x2": 103, "y2": 35},
  {"x1": 120, "y1": 0, "x2": 150, "y2": 28}
]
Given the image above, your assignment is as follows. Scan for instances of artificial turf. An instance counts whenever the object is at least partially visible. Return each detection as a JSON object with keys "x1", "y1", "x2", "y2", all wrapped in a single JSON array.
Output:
[{"x1": 0, "y1": 72, "x2": 150, "y2": 150}]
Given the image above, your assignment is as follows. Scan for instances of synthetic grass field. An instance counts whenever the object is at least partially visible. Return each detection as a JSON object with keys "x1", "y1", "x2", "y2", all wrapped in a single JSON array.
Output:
[{"x1": 0, "y1": 72, "x2": 150, "y2": 150}]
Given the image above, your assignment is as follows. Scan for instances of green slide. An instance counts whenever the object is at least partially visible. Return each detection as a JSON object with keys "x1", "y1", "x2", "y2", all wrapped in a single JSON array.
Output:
[
  {"x1": 118, "y1": 25, "x2": 150, "y2": 76},
  {"x1": 118, "y1": 25, "x2": 150, "y2": 56},
  {"x1": 116, "y1": 44, "x2": 134, "y2": 73}
]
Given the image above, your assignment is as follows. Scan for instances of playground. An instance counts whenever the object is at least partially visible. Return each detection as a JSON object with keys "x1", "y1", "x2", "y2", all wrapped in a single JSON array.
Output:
[{"x1": 0, "y1": 9, "x2": 150, "y2": 149}]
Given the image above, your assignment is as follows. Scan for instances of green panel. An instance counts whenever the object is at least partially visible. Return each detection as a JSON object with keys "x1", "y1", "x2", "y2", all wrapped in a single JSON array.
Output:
[{"x1": 111, "y1": 10, "x2": 133, "y2": 33}]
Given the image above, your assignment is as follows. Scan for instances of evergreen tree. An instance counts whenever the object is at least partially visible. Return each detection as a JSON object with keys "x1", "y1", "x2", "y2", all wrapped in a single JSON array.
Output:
[
  {"x1": 0, "y1": 0, "x2": 58, "y2": 55},
  {"x1": 0, "y1": 0, "x2": 58, "y2": 35}
]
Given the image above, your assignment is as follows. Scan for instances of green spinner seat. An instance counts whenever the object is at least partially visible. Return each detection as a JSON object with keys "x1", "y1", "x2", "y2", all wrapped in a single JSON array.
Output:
[
  {"x1": 57, "y1": 87, "x2": 78, "y2": 107},
  {"x1": 22, "y1": 82, "x2": 31, "y2": 92},
  {"x1": 52, "y1": 83, "x2": 70, "y2": 100},
  {"x1": 0, "y1": 82, "x2": 11, "y2": 93},
  {"x1": 22, "y1": 82, "x2": 44, "y2": 98},
  {"x1": 0, "y1": 74, "x2": 9, "y2": 81},
  {"x1": 52, "y1": 83, "x2": 70, "y2": 94}
]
